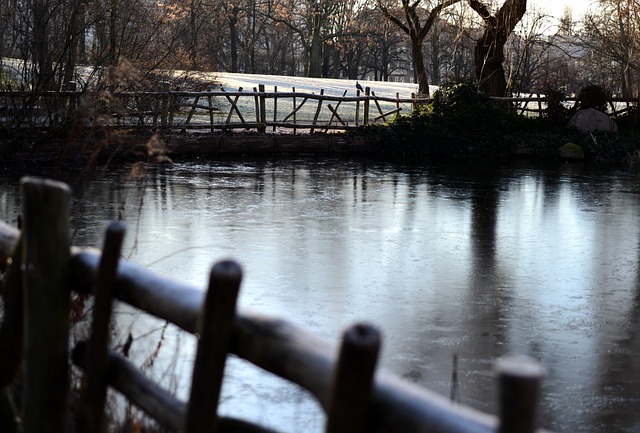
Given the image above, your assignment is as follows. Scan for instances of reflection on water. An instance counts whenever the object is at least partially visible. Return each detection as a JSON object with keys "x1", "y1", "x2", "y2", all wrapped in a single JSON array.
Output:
[{"x1": 1, "y1": 159, "x2": 640, "y2": 433}]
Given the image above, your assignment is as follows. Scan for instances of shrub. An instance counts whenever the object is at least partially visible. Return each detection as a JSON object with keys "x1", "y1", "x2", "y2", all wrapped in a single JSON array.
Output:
[
  {"x1": 576, "y1": 85, "x2": 610, "y2": 112},
  {"x1": 543, "y1": 88, "x2": 571, "y2": 126}
]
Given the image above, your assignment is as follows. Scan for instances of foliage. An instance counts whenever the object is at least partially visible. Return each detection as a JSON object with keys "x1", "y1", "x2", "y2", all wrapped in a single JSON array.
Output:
[
  {"x1": 357, "y1": 83, "x2": 640, "y2": 167},
  {"x1": 372, "y1": 83, "x2": 524, "y2": 158},
  {"x1": 615, "y1": 105, "x2": 640, "y2": 132},
  {"x1": 576, "y1": 85, "x2": 611, "y2": 112},
  {"x1": 542, "y1": 88, "x2": 571, "y2": 127}
]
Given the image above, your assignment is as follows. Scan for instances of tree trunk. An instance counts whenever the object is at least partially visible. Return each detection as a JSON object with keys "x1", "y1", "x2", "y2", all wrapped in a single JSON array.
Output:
[
  {"x1": 308, "y1": 11, "x2": 323, "y2": 78},
  {"x1": 228, "y1": 7, "x2": 239, "y2": 72},
  {"x1": 32, "y1": 0, "x2": 56, "y2": 90},
  {"x1": 411, "y1": 41, "x2": 430, "y2": 96},
  {"x1": 474, "y1": 26, "x2": 509, "y2": 96},
  {"x1": 469, "y1": 0, "x2": 527, "y2": 97}
]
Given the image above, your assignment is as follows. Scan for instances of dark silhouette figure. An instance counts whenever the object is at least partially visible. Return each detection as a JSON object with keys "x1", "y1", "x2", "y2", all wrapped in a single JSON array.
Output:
[{"x1": 356, "y1": 82, "x2": 364, "y2": 92}]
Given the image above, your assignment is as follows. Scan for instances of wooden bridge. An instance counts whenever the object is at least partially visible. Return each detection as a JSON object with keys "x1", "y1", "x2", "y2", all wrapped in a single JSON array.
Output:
[{"x1": 0, "y1": 177, "x2": 553, "y2": 433}]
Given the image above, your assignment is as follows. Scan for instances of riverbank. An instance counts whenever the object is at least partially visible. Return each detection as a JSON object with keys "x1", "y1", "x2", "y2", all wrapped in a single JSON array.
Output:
[{"x1": 2, "y1": 118, "x2": 640, "y2": 178}]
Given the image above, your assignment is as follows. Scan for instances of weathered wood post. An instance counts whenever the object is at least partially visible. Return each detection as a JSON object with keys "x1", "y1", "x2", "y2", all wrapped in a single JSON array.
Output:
[
  {"x1": 273, "y1": 85, "x2": 278, "y2": 132},
  {"x1": 21, "y1": 177, "x2": 71, "y2": 433},
  {"x1": 292, "y1": 87, "x2": 297, "y2": 134},
  {"x1": 495, "y1": 355, "x2": 545, "y2": 433},
  {"x1": 355, "y1": 90, "x2": 361, "y2": 126},
  {"x1": 363, "y1": 87, "x2": 370, "y2": 125},
  {"x1": 310, "y1": 89, "x2": 324, "y2": 133},
  {"x1": 207, "y1": 95, "x2": 215, "y2": 133},
  {"x1": 258, "y1": 84, "x2": 267, "y2": 133},
  {"x1": 326, "y1": 322, "x2": 381, "y2": 433},
  {"x1": 80, "y1": 222, "x2": 126, "y2": 433},
  {"x1": 185, "y1": 260, "x2": 242, "y2": 433}
]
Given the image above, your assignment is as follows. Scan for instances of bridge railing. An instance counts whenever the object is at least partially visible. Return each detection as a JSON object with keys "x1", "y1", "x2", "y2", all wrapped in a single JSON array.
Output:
[{"x1": 0, "y1": 177, "x2": 552, "y2": 433}]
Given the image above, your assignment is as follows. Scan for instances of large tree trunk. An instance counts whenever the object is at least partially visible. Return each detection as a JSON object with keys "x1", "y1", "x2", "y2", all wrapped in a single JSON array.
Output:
[
  {"x1": 474, "y1": 26, "x2": 509, "y2": 96},
  {"x1": 411, "y1": 41, "x2": 430, "y2": 96},
  {"x1": 32, "y1": 0, "x2": 56, "y2": 90},
  {"x1": 228, "y1": 6, "x2": 239, "y2": 72},
  {"x1": 469, "y1": 0, "x2": 527, "y2": 96},
  {"x1": 308, "y1": 10, "x2": 323, "y2": 78}
]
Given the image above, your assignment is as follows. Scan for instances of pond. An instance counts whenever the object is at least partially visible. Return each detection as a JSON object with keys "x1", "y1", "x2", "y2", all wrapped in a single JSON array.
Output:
[{"x1": 1, "y1": 158, "x2": 640, "y2": 433}]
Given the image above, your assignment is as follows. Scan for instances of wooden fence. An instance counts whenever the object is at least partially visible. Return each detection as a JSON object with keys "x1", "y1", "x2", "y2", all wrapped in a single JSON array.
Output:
[
  {"x1": 2, "y1": 85, "x2": 637, "y2": 134},
  {"x1": 0, "y1": 84, "x2": 421, "y2": 133},
  {"x1": 0, "y1": 177, "x2": 553, "y2": 433}
]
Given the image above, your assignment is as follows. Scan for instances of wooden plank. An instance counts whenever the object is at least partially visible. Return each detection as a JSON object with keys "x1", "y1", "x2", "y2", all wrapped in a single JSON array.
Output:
[
  {"x1": 281, "y1": 95, "x2": 309, "y2": 122},
  {"x1": 273, "y1": 86, "x2": 278, "y2": 132},
  {"x1": 186, "y1": 260, "x2": 242, "y2": 433},
  {"x1": 208, "y1": 95, "x2": 215, "y2": 133},
  {"x1": 72, "y1": 344, "x2": 281, "y2": 433},
  {"x1": 73, "y1": 342, "x2": 186, "y2": 432},
  {"x1": 310, "y1": 89, "x2": 324, "y2": 133},
  {"x1": 363, "y1": 87, "x2": 370, "y2": 125},
  {"x1": 21, "y1": 177, "x2": 71, "y2": 433},
  {"x1": 184, "y1": 95, "x2": 201, "y2": 127},
  {"x1": 79, "y1": 222, "x2": 126, "y2": 433},
  {"x1": 258, "y1": 84, "x2": 266, "y2": 133},
  {"x1": 496, "y1": 356, "x2": 545, "y2": 433},
  {"x1": 292, "y1": 87, "x2": 297, "y2": 134},
  {"x1": 371, "y1": 91, "x2": 386, "y2": 122},
  {"x1": 326, "y1": 323, "x2": 380, "y2": 433},
  {"x1": 221, "y1": 87, "x2": 247, "y2": 128},
  {"x1": 326, "y1": 104, "x2": 347, "y2": 129},
  {"x1": 374, "y1": 108, "x2": 402, "y2": 123},
  {"x1": 325, "y1": 90, "x2": 348, "y2": 132}
]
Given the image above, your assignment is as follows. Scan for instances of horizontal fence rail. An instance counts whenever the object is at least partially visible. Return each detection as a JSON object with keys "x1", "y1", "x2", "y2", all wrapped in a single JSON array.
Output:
[
  {"x1": 2, "y1": 86, "x2": 638, "y2": 134},
  {"x1": 0, "y1": 178, "x2": 556, "y2": 433}
]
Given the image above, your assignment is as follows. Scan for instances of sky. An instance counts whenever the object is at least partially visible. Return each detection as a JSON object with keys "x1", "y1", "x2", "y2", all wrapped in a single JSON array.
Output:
[{"x1": 530, "y1": 0, "x2": 591, "y2": 19}]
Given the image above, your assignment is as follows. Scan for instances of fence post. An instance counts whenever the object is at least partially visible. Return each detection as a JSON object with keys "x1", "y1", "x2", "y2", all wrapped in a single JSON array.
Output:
[
  {"x1": 273, "y1": 85, "x2": 278, "y2": 132},
  {"x1": 310, "y1": 89, "x2": 324, "y2": 134},
  {"x1": 495, "y1": 355, "x2": 545, "y2": 433},
  {"x1": 325, "y1": 322, "x2": 380, "y2": 433},
  {"x1": 79, "y1": 221, "x2": 126, "y2": 433},
  {"x1": 356, "y1": 89, "x2": 361, "y2": 126},
  {"x1": 292, "y1": 87, "x2": 297, "y2": 134},
  {"x1": 363, "y1": 87, "x2": 370, "y2": 125},
  {"x1": 185, "y1": 260, "x2": 242, "y2": 433},
  {"x1": 258, "y1": 84, "x2": 266, "y2": 133},
  {"x1": 20, "y1": 177, "x2": 71, "y2": 433}
]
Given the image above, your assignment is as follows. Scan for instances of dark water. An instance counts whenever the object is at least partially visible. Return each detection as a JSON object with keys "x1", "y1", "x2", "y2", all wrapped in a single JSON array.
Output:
[{"x1": 2, "y1": 158, "x2": 640, "y2": 433}]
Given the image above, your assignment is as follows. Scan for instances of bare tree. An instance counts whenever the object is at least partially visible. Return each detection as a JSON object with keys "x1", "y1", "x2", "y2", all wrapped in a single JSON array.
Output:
[
  {"x1": 581, "y1": 0, "x2": 640, "y2": 97},
  {"x1": 378, "y1": 0, "x2": 462, "y2": 96},
  {"x1": 503, "y1": 6, "x2": 554, "y2": 92},
  {"x1": 467, "y1": 0, "x2": 527, "y2": 96},
  {"x1": 265, "y1": 0, "x2": 341, "y2": 77}
]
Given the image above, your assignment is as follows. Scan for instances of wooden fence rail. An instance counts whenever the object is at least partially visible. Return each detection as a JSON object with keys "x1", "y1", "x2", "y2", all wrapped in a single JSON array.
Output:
[{"x1": 0, "y1": 177, "x2": 555, "y2": 433}]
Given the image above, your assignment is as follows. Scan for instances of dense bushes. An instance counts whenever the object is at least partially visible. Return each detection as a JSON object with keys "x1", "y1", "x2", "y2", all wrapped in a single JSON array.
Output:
[{"x1": 362, "y1": 83, "x2": 640, "y2": 167}]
